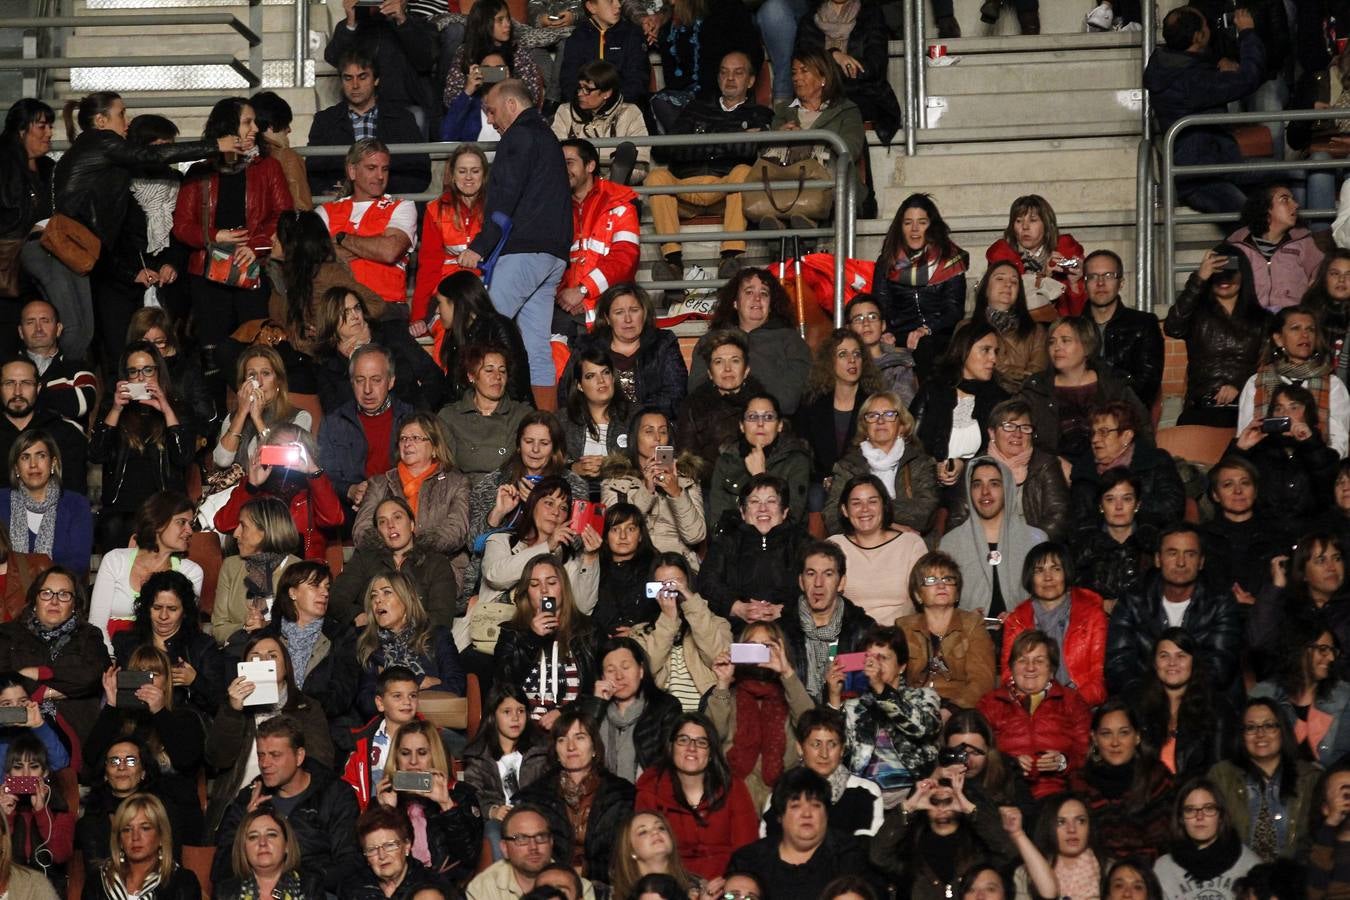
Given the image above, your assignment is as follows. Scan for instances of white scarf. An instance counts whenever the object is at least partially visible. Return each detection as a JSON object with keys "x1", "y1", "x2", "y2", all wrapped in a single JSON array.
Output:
[{"x1": 860, "y1": 439, "x2": 906, "y2": 498}]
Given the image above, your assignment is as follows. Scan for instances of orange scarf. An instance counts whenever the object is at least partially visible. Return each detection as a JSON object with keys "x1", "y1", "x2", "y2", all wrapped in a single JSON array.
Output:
[{"x1": 397, "y1": 462, "x2": 438, "y2": 517}]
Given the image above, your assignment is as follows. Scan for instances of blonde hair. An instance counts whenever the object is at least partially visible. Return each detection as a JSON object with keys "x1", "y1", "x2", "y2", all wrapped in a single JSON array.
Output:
[
  {"x1": 107, "y1": 794, "x2": 175, "y2": 885},
  {"x1": 380, "y1": 719, "x2": 451, "y2": 790},
  {"x1": 230, "y1": 807, "x2": 302, "y2": 880},
  {"x1": 852, "y1": 391, "x2": 915, "y2": 447},
  {"x1": 357, "y1": 572, "x2": 432, "y2": 666},
  {"x1": 609, "y1": 811, "x2": 695, "y2": 899},
  {"x1": 398, "y1": 412, "x2": 455, "y2": 470},
  {"x1": 236, "y1": 345, "x2": 295, "y2": 426}
]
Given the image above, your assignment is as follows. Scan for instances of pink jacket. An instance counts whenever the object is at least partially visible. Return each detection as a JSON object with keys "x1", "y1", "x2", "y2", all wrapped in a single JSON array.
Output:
[{"x1": 1227, "y1": 225, "x2": 1324, "y2": 312}]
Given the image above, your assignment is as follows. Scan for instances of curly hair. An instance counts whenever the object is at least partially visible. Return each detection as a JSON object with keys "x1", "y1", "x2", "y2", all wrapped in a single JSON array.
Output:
[{"x1": 802, "y1": 328, "x2": 883, "y2": 402}]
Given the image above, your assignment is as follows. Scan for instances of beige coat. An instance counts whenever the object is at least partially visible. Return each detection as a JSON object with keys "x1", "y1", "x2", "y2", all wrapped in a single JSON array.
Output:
[
  {"x1": 707, "y1": 671, "x2": 815, "y2": 809},
  {"x1": 600, "y1": 453, "x2": 706, "y2": 568},
  {"x1": 551, "y1": 100, "x2": 651, "y2": 178},
  {"x1": 958, "y1": 317, "x2": 1049, "y2": 393},
  {"x1": 629, "y1": 590, "x2": 730, "y2": 697},
  {"x1": 209, "y1": 553, "x2": 300, "y2": 643},
  {"x1": 354, "y1": 466, "x2": 473, "y2": 594},
  {"x1": 897, "y1": 607, "x2": 997, "y2": 710}
]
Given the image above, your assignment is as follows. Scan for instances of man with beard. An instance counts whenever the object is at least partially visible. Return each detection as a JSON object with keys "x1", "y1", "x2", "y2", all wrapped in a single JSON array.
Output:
[
  {"x1": 19, "y1": 300, "x2": 96, "y2": 426},
  {"x1": 0, "y1": 357, "x2": 87, "y2": 495},
  {"x1": 782, "y1": 541, "x2": 872, "y2": 701},
  {"x1": 1084, "y1": 249, "x2": 1165, "y2": 408}
]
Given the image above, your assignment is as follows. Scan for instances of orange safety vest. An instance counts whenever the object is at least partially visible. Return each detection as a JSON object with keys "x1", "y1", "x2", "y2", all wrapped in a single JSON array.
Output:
[{"x1": 325, "y1": 196, "x2": 410, "y2": 303}]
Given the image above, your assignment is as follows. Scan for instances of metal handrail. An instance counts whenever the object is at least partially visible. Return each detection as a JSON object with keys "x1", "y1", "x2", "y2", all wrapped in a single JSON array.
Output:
[
  {"x1": 4, "y1": 14, "x2": 261, "y2": 45},
  {"x1": 293, "y1": 0, "x2": 308, "y2": 88},
  {"x1": 902, "y1": 0, "x2": 917, "y2": 156},
  {"x1": 295, "y1": 129, "x2": 858, "y2": 320},
  {"x1": 1160, "y1": 107, "x2": 1350, "y2": 306},
  {"x1": 0, "y1": 55, "x2": 262, "y2": 88}
]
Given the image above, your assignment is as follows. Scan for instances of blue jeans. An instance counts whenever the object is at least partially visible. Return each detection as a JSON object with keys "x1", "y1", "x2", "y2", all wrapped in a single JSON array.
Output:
[
  {"x1": 20, "y1": 239, "x2": 94, "y2": 359},
  {"x1": 489, "y1": 252, "x2": 565, "y2": 386},
  {"x1": 757, "y1": 0, "x2": 810, "y2": 100},
  {"x1": 1240, "y1": 76, "x2": 1290, "y2": 160}
]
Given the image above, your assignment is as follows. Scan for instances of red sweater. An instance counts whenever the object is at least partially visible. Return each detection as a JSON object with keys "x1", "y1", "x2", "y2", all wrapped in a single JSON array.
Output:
[
  {"x1": 9, "y1": 804, "x2": 74, "y2": 865},
  {"x1": 985, "y1": 233, "x2": 1087, "y2": 316},
  {"x1": 635, "y1": 767, "x2": 759, "y2": 881},
  {"x1": 213, "y1": 475, "x2": 344, "y2": 560}
]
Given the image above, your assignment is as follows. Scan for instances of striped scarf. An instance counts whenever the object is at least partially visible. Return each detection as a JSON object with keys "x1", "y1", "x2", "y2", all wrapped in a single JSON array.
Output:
[{"x1": 1253, "y1": 359, "x2": 1333, "y2": 433}]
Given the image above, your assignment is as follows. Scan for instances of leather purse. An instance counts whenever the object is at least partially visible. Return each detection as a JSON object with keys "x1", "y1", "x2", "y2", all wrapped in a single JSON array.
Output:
[{"x1": 39, "y1": 214, "x2": 100, "y2": 275}]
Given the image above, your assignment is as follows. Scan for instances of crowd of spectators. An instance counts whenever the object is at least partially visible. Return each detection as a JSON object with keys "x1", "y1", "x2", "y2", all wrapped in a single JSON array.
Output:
[{"x1": 8, "y1": 1, "x2": 1350, "y2": 900}]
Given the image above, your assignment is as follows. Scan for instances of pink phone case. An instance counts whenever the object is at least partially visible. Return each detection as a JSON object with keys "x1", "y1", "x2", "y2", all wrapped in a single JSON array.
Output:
[{"x1": 835, "y1": 652, "x2": 868, "y2": 673}]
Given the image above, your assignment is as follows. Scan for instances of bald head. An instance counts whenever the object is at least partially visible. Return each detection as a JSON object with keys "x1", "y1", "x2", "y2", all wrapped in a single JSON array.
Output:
[{"x1": 484, "y1": 79, "x2": 533, "y2": 133}]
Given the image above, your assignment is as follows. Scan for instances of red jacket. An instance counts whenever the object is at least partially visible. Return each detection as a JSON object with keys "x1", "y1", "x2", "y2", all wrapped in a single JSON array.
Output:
[
  {"x1": 998, "y1": 588, "x2": 1108, "y2": 707},
  {"x1": 212, "y1": 474, "x2": 344, "y2": 560},
  {"x1": 341, "y1": 714, "x2": 438, "y2": 811},
  {"x1": 985, "y1": 233, "x2": 1087, "y2": 316},
  {"x1": 172, "y1": 155, "x2": 294, "y2": 276},
  {"x1": 977, "y1": 681, "x2": 1092, "y2": 799},
  {"x1": 412, "y1": 196, "x2": 483, "y2": 321},
  {"x1": 562, "y1": 178, "x2": 639, "y2": 322},
  {"x1": 635, "y1": 766, "x2": 759, "y2": 881}
]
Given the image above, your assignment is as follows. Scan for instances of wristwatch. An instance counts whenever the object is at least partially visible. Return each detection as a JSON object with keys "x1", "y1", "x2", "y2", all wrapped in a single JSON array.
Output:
[{"x1": 578, "y1": 285, "x2": 590, "y2": 299}]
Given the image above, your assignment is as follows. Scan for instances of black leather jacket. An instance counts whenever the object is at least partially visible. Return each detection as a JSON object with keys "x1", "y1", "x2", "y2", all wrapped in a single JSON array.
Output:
[
  {"x1": 1232, "y1": 434, "x2": 1340, "y2": 548},
  {"x1": 1162, "y1": 272, "x2": 1269, "y2": 409},
  {"x1": 0, "y1": 153, "x2": 53, "y2": 240},
  {"x1": 1106, "y1": 573, "x2": 1242, "y2": 695},
  {"x1": 1067, "y1": 441, "x2": 1186, "y2": 533},
  {"x1": 88, "y1": 419, "x2": 193, "y2": 511},
  {"x1": 53, "y1": 128, "x2": 216, "y2": 245},
  {"x1": 493, "y1": 617, "x2": 598, "y2": 704},
  {"x1": 1095, "y1": 302, "x2": 1165, "y2": 409},
  {"x1": 1073, "y1": 524, "x2": 1156, "y2": 605},
  {"x1": 697, "y1": 519, "x2": 808, "y2": 625}
]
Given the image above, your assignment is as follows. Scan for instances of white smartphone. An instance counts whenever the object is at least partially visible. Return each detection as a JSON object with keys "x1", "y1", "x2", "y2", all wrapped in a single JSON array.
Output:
[
  {"x1": 730, "y1": 643, "x2": 771, "y2": 664},
  {"x1": 237, "y1": 660, "x2": 279, "y2": 706},
  {"x1": 126, "y1": 382, "x2": 150, "y2": 401}
]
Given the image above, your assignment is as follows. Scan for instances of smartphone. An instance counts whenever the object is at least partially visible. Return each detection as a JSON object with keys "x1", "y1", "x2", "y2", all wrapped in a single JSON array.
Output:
[
  {"x1": 480, "y1": 64, "x2": 508, "y2": 84},
  {"x1": 391, "y1": 771, "x2": 434, "y2": 793},
  {"x1": 541, "y1": 596, "x2": 558, "y2": 614},
  {"x1": 0, "y1": 707, "x2": 26, "y2": 725},
  {"x1": 835, "y1": 651, "x2": 868, "y2": 673},
  {"x1": 730, "y1": 643, "x2": 771, "y2": 664},
  {"x1": 126, "y1": 382, "x2": 150, "y2": 401},
  {"x1": 4, "y1": 776, "x2": 38, "y2": 796},
  {"x1": 568, "y1": 499, "x2": 605, "y2": 536},
  {"x1": 259, "y1": 443, "x2": 304, "y2": 468},
  {"x1": 1261, "y1": 416, "x2": 1292, "y2": 434},
  {"x1": 654, "y1": 445, "x2": 675, "y2": 470},
  {"x1": 645, "y1": 581, "x2": 668, "y2": 599}
]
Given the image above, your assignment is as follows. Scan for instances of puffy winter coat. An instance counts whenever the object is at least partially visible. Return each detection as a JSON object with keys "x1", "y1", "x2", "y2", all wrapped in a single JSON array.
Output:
[
  {"x1": 1163, "y1": 271, "x2": 1270, "y2": 410},
  {"x1": 172, "y1": 156, "x2": 293, "y2": 277},
  {"x1": 1072, "y1": 524, "x2": 1156, "y2": 605},
  {"x1": 978, "y1": 681, "x2": 1092, "y2": 798},
  {"x1": 985, "y1": 234, "x2": 1088, "y2": 317},
  {"x1": 353, "y1": 464, "x2": 471, "y2": 592},
  {"x1": 601, "y1": 453, "x2": 705, "y2": 565},
  {"x1": 634, "y1": 766, "x2": 760, "y2": 881},
  {"x1": 872, "y1": 245, "x2": 969, "y2": 345},
  {"x1": 697, "y1": 518, "x2": 807, "y2": 623},
  {"x1": 461, "y1": 734, "x2": 551, "y2": 819},
  {"x1": 821, "y1": 439, "x2": 940, "y2": 534},
  {"x1": 999, "y1": 588, "x2": 1109, "y2": 706},
  {"x1": 1228, "y1": 225, "x2": 1325, "y2": 312},
  {"x1": 560, "y1": 326, "x2": 688, "y2": 419},
  {"x1": 516, "y1": 769, "x2": 635, "y2": 879},
  {"x1": 1106, "y1": 574, "x2": 1243, "y2": 695},
  {"x1": 561, "y1": 178, "x2": 641, "y2": 314}
]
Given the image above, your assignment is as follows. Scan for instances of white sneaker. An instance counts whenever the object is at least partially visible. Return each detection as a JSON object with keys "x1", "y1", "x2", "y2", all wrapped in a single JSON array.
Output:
[{"x1": 1084, "y1": 3, "x2": 1115, "y2": 31}]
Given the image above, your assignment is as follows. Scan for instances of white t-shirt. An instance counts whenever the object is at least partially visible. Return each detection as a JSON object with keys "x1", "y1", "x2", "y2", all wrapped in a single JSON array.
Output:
[
  {"x1": 497, "y1": 750, "x2": 523, "y2": 805},
  {"x1": 582, "y1": 423, "x2": 609, "y2": 458},
  {"x1": 1163, "y1": 598, "x2": 1191, "y2": 628},
  {"x1": 317, "y1": 198, "x2": 418, "y2": 246}
]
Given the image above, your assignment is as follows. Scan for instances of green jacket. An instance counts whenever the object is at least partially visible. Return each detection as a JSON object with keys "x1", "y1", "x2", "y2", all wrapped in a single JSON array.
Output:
[
  {"x1": 707, "y1": 434, "x2": 812, "y2": 529},
  {"x1": 1208, "y1": 758, "x2": 1321, "y2": 861},
  {"x1": 770, "y1": 97, "x2": 867, "y2": 198}
]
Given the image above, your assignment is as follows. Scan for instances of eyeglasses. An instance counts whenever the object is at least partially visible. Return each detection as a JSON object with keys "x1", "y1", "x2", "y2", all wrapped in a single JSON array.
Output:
[
  {"x1": 848, "y1": 312, "x2": 880, "y2": 325},
  {"x1": 106, "y1": 755, "x2": 139, "y2": 768},
  {"x1": 37, "y1": 589, "x2": 74, "y2": 603},
  {"x1": 997, "y1": 422, "x2": 1034, "y2": 434},
  {"x1": 362, "y1": 839, "x2": 406, "y2": 858},
  {"x1": 1242, "y1": 722, "x2": 1281, "y2": 735},
  {"x1": 920, "y1": 575, "x2": 958, "y2": 586},
  {"x1": 1182, "y1": 803, "x2": 1220, "y2": 819},
  {"x1": 501, "y1": 832, "x2": 551, "y2": 847},
  {"x1": 1091, "y1": 427, "x2": 1124, "y2": 438},
  {"x1": 577, "y1": 84, "x2": 601, "y2": 95},
  {"x1": 1087, "y1": 272, "x2": 1122, "y2": 282},
  {"x1": 862, "y1": 410, "x2": 901, "y2": 423},
  {"x1": 1311, "y1": 643, "x2": 1340, "y2": 657},
  {"x1": 125, "y1": 366, "x2": 157, "y2": 380},
  {"x1": 0, "y1": 380, "x2": 36, "y2": 391},
  {"x1": 744, "y1": 413, "x2": 778, "y2": 424},
  {"x1": 674, "y1": 735, "x2": 711, "y2": 749},
  {"x1": 398, "y1": 434, "x2": 431, "y2": 445},
  {"x1": 722, "y1": 893, "x2": 761, "y2": 900},
  {"x1": 835, "y1": 349, "x2": 862, "y2": 361}
]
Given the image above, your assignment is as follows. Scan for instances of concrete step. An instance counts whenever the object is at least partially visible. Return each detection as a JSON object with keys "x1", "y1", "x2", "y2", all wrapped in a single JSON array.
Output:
[
  {"x1": 878, "y1": 177, "x2": 1137, "y2": 218},
  {"x1": 891, "y1": 48, "x2": 1140, "y2": 94},
  {"x1": 875, "y1": 136, "x2": 1137, "y2": 187},
  {"x1": 930, "y1": 0, "x2": 1115, "y2": 36},
  {"x1": 922, "y1": 87, "x2": 1141, "y2": 129}
]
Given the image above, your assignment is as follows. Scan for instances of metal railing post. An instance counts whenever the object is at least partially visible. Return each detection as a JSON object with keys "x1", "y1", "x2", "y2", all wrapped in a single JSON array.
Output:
[
  {"x1": 1162, "y1": 126, "x2": 1177, "y2": 310},
  {"x1": 1140, "y1": 0, "x2": 1154, "y2": 139},
  {"x1": 902, "y1": 0, "x2": 917, "y2": 156},
  {"x1": 833, "y1": 155, "x2": 848, "y2": 327},
  {"x1": 1136, "y1": 138, "x2": 1151, "y2": 312},
  {"x1": 249, "y1": 0, "x2": 263, "y2": 84},
  {"x1": 294, "y1": 0, "x2": 308, "y2": 87},
  {"x1": 914, "y1": 0, "x2": 927, "y2": 133}
]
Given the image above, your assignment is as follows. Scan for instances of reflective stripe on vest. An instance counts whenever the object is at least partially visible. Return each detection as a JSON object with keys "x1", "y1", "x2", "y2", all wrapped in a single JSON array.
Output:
[{"x1": 324, "y1": 196, "x2": 409, "y2": 303}]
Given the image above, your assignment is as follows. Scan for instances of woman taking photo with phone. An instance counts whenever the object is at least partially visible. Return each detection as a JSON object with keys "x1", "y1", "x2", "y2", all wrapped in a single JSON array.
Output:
[
  {"x1": 602, "y1": 407, "x2": 705, "y2": 567},
  {"x1": 479, "y1": 475, "x2": 601, "y2": 606},
  {"x1": 0, "y1": 733, "x2": 73, "y2": 879},
  {"x1": 493, "y1": 554, "x2": 597, "y2": 729},
  {"x1": 629, "y1": 553, "x2": 730, "y2": 712},
  {"x1": 90, "y1": 342, "x2": 195, "y2": 551},
  {"x1": 89, "y1": 492, "x2": 202, "y2": 653},
  {"x1": 373, "y1": 718, "x2": 483, "y2": 883}
]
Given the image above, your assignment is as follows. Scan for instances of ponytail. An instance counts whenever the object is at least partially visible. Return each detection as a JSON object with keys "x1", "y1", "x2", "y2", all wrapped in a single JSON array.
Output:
[{"x1": 62, "y1": 91, "x2": 122, "y2": 142}]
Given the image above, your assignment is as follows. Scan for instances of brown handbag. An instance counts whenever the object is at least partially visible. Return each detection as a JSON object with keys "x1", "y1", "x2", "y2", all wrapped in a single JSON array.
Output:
[
  {"x1": 39, "y1": 214, "x2": 100, "y2": 275},
  {"x1": 743, "y1": 154, "x2": 835, "y2": 223},
  {"x1": 0, "y1": 238, "x2": 24, "y2": 298}
]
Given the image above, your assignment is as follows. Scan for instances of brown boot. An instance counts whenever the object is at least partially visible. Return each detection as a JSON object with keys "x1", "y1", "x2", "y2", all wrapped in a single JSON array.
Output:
[
  {"x1": 532, "y1": 384, "x2": 558, "y2": 411},
  {"x1": 1017, "y1": 8, "x2": 1040, "y2": 32}
]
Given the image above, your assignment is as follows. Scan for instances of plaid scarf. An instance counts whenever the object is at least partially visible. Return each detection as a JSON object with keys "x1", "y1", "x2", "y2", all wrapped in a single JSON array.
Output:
[{"x1": 1253, "y1": 359, "x2": 1333, "y2": 436}]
